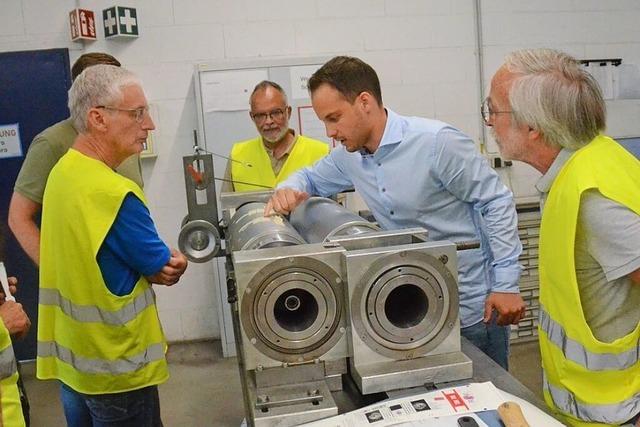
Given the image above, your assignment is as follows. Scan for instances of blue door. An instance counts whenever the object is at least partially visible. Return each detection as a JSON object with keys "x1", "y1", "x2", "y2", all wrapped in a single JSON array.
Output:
[{"x1": 0, "y1": 48, "x2": 71, "y2": 360}]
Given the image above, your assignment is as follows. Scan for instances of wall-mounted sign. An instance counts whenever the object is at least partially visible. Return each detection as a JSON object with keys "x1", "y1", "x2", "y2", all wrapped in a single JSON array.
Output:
[
  {"x1": 69, "y1": 9, "x2": 97, "y2": 41},
  {"x1": 0, "y1": 123, "x2": 23, "y2": 159},
  {"x1": 103, "y1": 6, "x2": 139, "y2": 39}
]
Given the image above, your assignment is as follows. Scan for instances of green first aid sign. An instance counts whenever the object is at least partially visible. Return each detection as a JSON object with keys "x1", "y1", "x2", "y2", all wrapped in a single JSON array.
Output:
[{"x1": 103, "y1": 6, "x2": 139, "y2": 38}]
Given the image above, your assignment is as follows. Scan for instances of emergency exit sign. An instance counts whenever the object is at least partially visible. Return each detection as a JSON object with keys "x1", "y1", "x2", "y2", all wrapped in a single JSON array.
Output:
[
  {"x1": 69, "y1": 9, "x2": 97, "y2": 41},
  {"x1": 103, "y1": 6, "x2": 139, "y2": 38}
]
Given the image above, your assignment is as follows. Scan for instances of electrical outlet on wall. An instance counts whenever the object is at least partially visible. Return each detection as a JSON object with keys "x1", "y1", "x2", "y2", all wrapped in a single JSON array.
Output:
[{"x1": 485, "y1": 153, "x2": 512, "y2": 169}]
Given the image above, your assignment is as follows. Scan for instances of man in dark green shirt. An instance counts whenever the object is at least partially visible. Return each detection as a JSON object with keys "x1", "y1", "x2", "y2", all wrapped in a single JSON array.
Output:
[{"x1": 8, "y1": 53, "x2": 143, "y2": 265}]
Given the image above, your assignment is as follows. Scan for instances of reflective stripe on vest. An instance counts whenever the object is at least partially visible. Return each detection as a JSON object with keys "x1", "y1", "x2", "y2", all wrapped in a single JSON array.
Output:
[
  {"x1": 38, "y1": 341, "x2": 165, "y2": 375},
  {"x1": 0, "y1": 345, "x2": 17, "y2": 379},
  {"x1": 39, "y1": 287, "x2": 156, "y2": 326},
  {"x1": 38, "y1": 149, "x2": 167, "y2": 394},
  {"x1": 539, "y1": 304, "x2": 639, "y2": 371},
  {"x1": 544, "y1": 374, "x2": 640, "y2": 424},
  {"x1": 538, "y1": 136, "x2": 640, "y2": 425}
]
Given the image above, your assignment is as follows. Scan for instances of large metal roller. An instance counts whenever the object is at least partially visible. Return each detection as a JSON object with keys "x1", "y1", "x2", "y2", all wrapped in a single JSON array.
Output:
[
  {"x1": 228, "y1": 202, "x2": 306, "y2": 251},
  {"x1": 289, "y1": 197, "x2": 379, "y2": 243}
]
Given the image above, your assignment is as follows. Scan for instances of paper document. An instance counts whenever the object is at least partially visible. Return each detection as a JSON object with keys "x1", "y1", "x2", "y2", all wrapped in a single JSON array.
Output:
[
  {"x1": 201, "y1": 69, "x2": 268, "y2": 112},
  {"x1": 614, "y1": 64, "x2": 640, "y2": 99},
  {"x1": 584, "y1": 64, "x2": 614, "y2": 100},
  {"x1": 297, "y1": 106, "x2": 332, "y2": 146},
  {"x1": 290, "y1": 65, "x2": 322, "y2": 100},
  {"x1": 302, "y1": 382, "x2": 503, "y2": 427},
  {"x1": 0, "y1": 262, "x2": 16, "y2": 302}
]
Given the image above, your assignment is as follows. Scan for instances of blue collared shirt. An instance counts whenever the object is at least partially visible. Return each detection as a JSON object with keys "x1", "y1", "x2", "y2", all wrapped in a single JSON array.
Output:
[{"x1": 279, "y1": 109, "x2": 522, "y2": 327}]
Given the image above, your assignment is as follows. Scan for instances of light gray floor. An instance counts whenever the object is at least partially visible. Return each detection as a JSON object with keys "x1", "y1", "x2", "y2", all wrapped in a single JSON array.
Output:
[{"x1": 20, "y1": 340, "x2": 542, "y2": 426}]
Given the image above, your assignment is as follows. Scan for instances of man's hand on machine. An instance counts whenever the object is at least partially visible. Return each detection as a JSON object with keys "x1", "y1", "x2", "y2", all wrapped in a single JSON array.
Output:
[{"x1": 264, "y1": 188, "x2": 309, "y2": 216}]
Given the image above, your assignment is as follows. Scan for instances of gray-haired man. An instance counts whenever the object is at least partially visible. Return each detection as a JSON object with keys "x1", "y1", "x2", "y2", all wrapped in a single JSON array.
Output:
[
  {"x1": 38, "y1": 65, "x2": 187, "y2": 426},
  {"x1": 486, "y1": 48, "x2": 640, "y2": 426}
]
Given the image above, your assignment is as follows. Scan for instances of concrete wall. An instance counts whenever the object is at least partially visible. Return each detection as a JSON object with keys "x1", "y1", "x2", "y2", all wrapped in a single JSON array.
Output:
[{"x1": 2, "y1": 0, "x2": 640, "y2": 341}]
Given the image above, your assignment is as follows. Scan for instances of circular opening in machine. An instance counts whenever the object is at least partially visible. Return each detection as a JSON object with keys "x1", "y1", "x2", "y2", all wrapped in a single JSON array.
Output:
[
  {"x1": 274, "y1": 289, "x2": 319, "y2": 332},
  {"x1": 384, "y1": 284, "x2": 428, "y2": 328},
  {"x1": 284, "y1": 295, "x2": 301, "y2": 311}
]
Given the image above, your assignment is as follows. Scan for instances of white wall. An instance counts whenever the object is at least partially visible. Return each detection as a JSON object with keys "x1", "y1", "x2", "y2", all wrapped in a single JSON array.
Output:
[
  {"x1": 2, "y1": 0, "x2": 640, "y2": 341},
  {"x1": 480, "y1": 0, "x2": 640, "y2": 198}
]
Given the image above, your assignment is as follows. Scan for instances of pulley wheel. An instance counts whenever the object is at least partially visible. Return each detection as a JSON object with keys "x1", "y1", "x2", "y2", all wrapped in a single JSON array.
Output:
[{"x1": 178, "y1": 220, "x2": 221, "y2": 262}]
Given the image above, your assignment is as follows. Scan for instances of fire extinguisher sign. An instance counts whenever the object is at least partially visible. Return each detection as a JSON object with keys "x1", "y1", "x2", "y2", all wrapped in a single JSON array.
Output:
[{"x1": 69, "y1": 9, "x2": 97, "y2": 41}]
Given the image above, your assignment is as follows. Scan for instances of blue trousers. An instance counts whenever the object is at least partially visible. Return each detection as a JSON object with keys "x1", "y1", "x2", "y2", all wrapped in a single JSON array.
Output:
[
  {"x1": 60, "y1": 382, "x2": 163, "y2": 427},
  {"x1": 461, "y1": 317, "x2": 510, "y2": 370}
]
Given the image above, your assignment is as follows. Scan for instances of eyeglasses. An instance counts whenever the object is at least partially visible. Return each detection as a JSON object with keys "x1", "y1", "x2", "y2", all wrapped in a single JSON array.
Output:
[
  {"x1": 96, "y1": 105, "x2": 149, "y2": 123},
  {"x1": 481, "y1": 98, "x2": 512, "y2": 125},
  {"x1": 250, "y1": 108, "x2": 287, "y2": 124}
]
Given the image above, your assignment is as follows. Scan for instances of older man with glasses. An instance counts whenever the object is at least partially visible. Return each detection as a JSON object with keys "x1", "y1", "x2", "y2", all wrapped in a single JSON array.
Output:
[
  {"x1": 486, "y1": 48, "x2": 640, "y2": 427},
  {"x1": 222, "y1": 80, "x2": 329, "y2": 192},
  {"x1": 8, "y1": 52, "x2": 144, "y2": 266},
  {"x1": 37, "y1": 64, "x2": 188, "y2": 426}
]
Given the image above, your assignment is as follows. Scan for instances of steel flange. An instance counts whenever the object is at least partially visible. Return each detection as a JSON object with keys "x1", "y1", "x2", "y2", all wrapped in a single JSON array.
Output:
[{"x1": 178, "y1": 219, "x2": 221, "y2": 262}]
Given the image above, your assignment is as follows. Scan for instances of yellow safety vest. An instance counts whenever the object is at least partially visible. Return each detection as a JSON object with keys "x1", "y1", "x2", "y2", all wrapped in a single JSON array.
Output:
[
  {"x1": 0, "y1": 321, "x2": 25, "y2": 427},
  {"x1": 38, "y1": 149, "x2": 168, "y2": 394},
  {"x1": 538, "y1": 135, "x2": 640, "y2": 426},
  {"x1": 231, "y1": 135, "x2": 328, "y2": 192}
]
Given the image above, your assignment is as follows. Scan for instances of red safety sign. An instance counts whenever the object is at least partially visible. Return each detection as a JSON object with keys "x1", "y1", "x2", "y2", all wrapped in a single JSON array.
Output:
[{"x1": 69, "y1": 9, "x2": 97, "y2": 41}]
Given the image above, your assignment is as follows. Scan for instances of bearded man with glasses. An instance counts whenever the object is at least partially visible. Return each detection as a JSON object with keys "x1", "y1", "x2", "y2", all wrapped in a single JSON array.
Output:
[{"x1": 222, "y1": 80, "x2": 329, "y2": 192}]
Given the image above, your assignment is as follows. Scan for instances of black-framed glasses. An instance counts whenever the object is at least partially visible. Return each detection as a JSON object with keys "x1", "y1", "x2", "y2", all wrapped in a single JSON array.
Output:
[
  {"x1": 96, "y1": 105, "x2": 149, "y2": 123},
  {"x1": 250, "y1": 108, "x2": 286, "y2": 124},
  {"x1": 481, "y1": 98, "x2": 512, "y2": 125}
]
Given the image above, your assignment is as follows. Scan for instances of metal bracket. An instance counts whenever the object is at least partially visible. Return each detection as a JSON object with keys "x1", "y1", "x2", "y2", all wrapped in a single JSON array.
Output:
[{"x1": 255, "y1": 389, "x2": 324, "y2": 410}]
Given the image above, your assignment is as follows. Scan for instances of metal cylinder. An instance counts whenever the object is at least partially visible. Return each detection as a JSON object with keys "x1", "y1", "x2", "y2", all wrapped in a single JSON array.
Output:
[
  {"x1": 350, "y1": 250, "x2": 459, "y2": 358},
  {"x1": 289, "y1": 197, "x2": 379, "y2": 243},
  {"x1": 228, "y1": 202, "x2": 306, "y2": 251},
  {"x1": 240, "y1": 256, "x2": 345, "y2": 361}
]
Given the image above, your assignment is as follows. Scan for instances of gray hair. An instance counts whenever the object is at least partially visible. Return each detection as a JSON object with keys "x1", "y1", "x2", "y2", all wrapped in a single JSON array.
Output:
[
  {"x1": 250, "y1": 80, "x2": 288, "y2": 106},
  {"x1": 68, "y1": 64, "x2": 141, "y2": 133},
  {"x1": 504, "y1": 48, "x2": 606, "y2": 150}
]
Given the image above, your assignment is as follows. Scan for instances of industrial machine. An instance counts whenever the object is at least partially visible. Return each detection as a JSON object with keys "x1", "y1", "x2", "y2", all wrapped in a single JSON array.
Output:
[
  {"x1": 291, "y1": 199, "x2": 472, "y2": 395},
  {"x1": 340, "y1": 237, "x2": 472, "y2": 394},
  {"x1": 179, "y1": 155, "x2": 473, "y2": 426},
  {"x1": 220, "y1": 193, "x2": 350, "y2": 426}
]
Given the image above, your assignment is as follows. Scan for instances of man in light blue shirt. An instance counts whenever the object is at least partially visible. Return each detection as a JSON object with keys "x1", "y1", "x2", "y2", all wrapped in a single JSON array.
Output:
[{"x1": 265, "y1": 56, "x2": 525, "y2": 369}]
